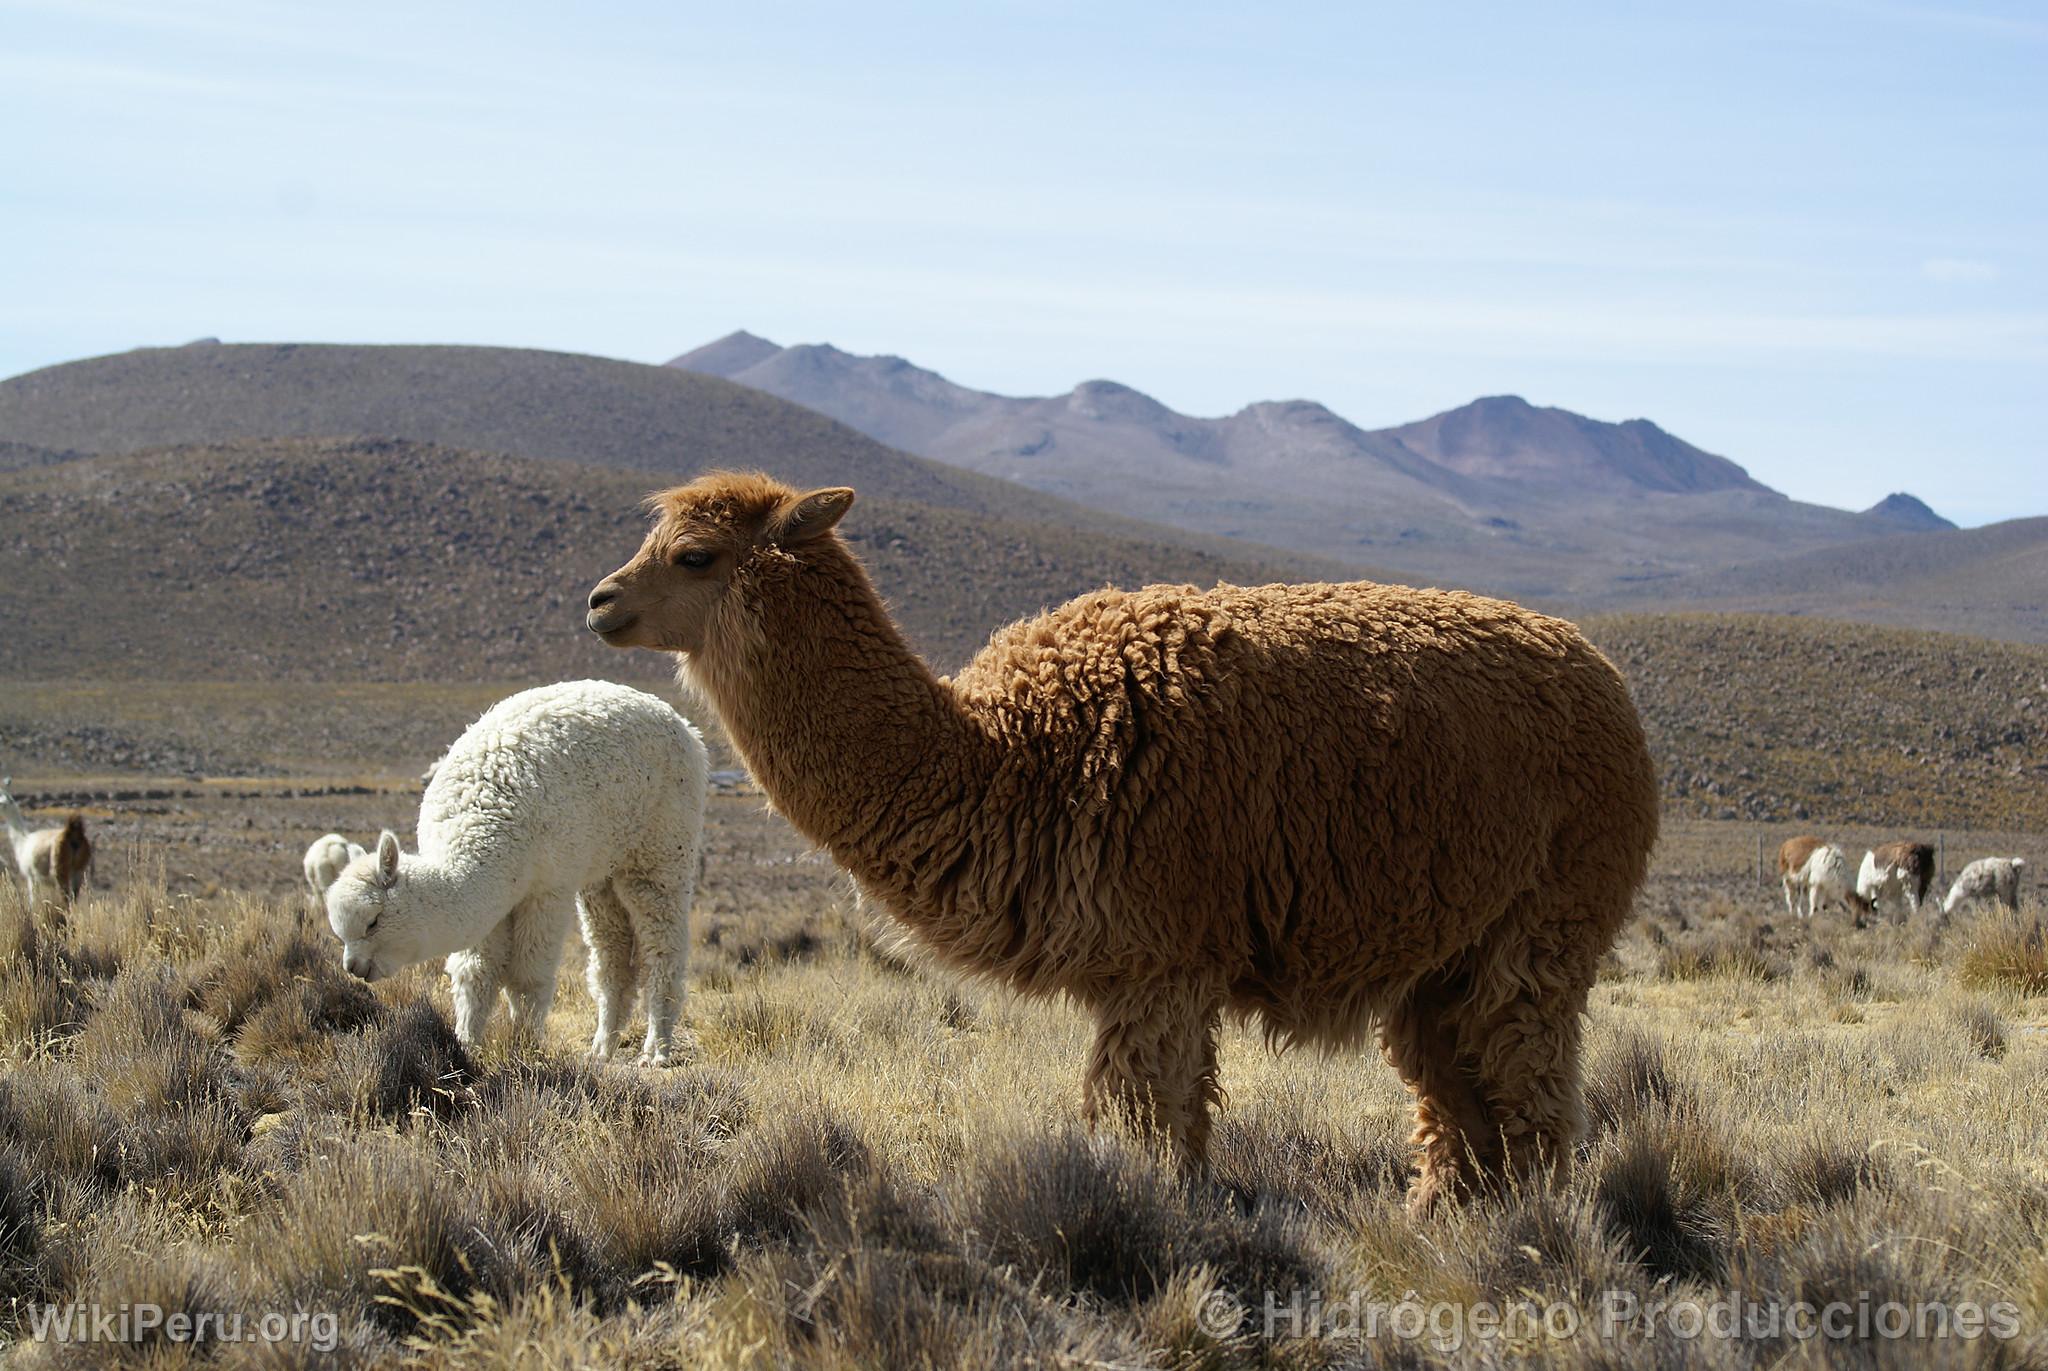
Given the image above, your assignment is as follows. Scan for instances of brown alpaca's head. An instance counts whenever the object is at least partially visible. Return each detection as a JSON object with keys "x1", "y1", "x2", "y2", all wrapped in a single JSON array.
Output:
[{"x1": 587, "y1": 471, "x2": 855, "y2": 656}]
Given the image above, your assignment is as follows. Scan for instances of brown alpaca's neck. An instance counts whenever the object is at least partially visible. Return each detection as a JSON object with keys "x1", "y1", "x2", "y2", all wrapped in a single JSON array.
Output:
[{"x1": 689, "y1": 542, "x2": 997, "y2": 937}]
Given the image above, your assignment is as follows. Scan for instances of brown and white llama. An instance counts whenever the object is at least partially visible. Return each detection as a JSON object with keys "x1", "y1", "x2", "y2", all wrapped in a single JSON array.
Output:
[
  {"x1": 586, "y1": 473, "x2": 1660, "y2": 1210},
  {"x1": 1, "y1": 778, "x2": 91, "y2": 908},
  {"x1": 1777, "y1": 836, "x2": 1870, "y2": 923}
]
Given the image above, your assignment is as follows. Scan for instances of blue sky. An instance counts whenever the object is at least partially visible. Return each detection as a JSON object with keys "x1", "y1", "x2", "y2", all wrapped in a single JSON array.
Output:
[{"x1": 3, "y1": 1, "x2": 2042, "y2": 525}]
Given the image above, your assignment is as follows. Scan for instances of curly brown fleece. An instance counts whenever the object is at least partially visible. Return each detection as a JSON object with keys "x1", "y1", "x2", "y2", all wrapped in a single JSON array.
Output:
[
  {"x1": 53, "y1": 815, "x2": 90, "y2": 903},
  {"x1": 589, "y1": 473, "x2": 1661, "y2": 1208}
]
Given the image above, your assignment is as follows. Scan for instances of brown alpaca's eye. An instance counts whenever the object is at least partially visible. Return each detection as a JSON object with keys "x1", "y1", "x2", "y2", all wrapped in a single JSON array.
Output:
[{"x1": 673, "y1": 548, "x2": 716, "y2": 570}]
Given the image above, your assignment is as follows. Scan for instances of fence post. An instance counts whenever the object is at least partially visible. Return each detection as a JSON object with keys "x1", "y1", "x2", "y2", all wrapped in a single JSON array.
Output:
[
  {"x1": 1938, "y1": 832, "x2": 1946, "y2": 889},
  {"x1": 1755, "y1": 831, "x2": 1763, "y2": 888}
]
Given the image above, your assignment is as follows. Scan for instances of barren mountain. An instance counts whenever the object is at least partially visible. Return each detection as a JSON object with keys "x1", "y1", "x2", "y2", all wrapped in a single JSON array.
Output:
[
  {"x1": 0, "y1": 437, "x2": 1349, "y2": 683},
  {"x1": 1590, "y1": 516, "x2": 2048, "y2": 643},
  {"x1": 1862, "y1": 492, "x2": 1956, "y2": 532},
  {"x1": 1380, "y1": 394, "x2": 1766, "y2": 495},
  {"x1": 671, "y1": 333, "x2": 1956, "y2": 603},
  {"x1": 0, "y1": 342, "x2": 1378, "y2": 582}
]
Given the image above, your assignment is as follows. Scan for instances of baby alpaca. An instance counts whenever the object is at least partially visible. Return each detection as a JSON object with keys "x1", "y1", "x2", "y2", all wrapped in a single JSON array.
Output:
[
  {"x1": 303, "y1": 834, "x2": 367, "y2": 898},
  {"x1": 325, "y1": 681, "x2": 709, "y2": 1064},
  {"x1": 1943, "y1": 857, "x2": 2027, "y2": 915}
]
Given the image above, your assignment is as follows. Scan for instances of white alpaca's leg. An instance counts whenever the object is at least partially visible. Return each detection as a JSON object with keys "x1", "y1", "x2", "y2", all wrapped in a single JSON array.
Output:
[
  {"x1": 447, "y1": 917, "x2": 514, "y2": 1046},
  {"x1": 1782, "y1": 878, "x2": 1797, "y2": 918},
  {"x1": 501, "y1": 896, "x2": 574, "y2": 1046},
  {"x1": 615, "y1": 868, "x2": 694, "y2": 1067},
  {"x1": 578, "y1": 882, "x2": 640, "y2": 1062}
]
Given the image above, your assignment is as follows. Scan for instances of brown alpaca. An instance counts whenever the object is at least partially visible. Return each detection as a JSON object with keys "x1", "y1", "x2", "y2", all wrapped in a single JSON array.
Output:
[
  {"x1": 1776, "y1": 836, "x2": 1823, "y2": 886},
  {"x1": 588, "y1": 473, "x2": 1660, "y2": 1209},
  {"x1": 2, "y1": 779, "x2": 91, "y2": 909},
  {"x1": 53, "y1": 815, "x2": 92, "y2": 903}
]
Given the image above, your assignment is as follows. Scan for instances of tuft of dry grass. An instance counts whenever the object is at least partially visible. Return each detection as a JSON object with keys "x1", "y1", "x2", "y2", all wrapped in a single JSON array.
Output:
[{"x1": 1956, "y1": 912, "x2": 2048, "y2": 996}]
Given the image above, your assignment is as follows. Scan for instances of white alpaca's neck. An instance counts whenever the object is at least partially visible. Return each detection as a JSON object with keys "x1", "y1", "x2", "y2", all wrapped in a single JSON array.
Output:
[
  {"x1": 0, "y1": 796, "x2": 33, "y2": 853},
  {"x1": 400, "y1": 853, "x2": 526, "y2": 962}
]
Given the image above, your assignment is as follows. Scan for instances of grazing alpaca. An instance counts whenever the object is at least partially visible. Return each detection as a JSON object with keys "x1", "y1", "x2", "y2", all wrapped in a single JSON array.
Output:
[
  {"x1": 303, "y1": 833, "x2": 367, "y2": 899},
  {"x1": 587, "y1": 472, "x2": 1659, "y2": 1208},
  {"x1": 1858, "y1": 841, "x2": 1935, "y2": 921},
  {"x1": 324, "y1": 681, "x2": 709, "y2": 1063},
  {"x1": 53, "y1": 816, "x2": 91, "y2": 903},
  {"x1": 1787, "y1": 843, "x2": 1869, "y2": 923},
  {"x1": 1943, "y1": 857, "x2": 2027, "y2": 916},
  {"x1": 1, "y1": 779, "x2": 91, "y2": 908},
  {"x1": 1775, "y1": 836, "x2": 1823, "y2": 917}
]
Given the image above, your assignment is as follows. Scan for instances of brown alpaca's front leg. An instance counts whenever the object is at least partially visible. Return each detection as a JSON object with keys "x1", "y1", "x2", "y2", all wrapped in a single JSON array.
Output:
[{"x1": 1081, "y1": 982, "x2": 1223, "y2": 1168}]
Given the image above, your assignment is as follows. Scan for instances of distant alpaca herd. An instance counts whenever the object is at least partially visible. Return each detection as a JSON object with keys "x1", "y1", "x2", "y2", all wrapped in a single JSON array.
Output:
[
  {"x1": 10, "y1": 471, "x2": 2036, "y2": 1211},
  {"x1": 1777, "y1": 835, "x2": 2027, "y2": 923}
]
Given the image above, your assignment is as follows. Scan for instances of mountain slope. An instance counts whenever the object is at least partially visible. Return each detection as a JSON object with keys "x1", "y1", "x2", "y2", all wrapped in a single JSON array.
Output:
[
  {"x1": 0, "y1": 438, "x2": 1351, "y2": 682},
  {"x1": 668, "y1": 333, "x2": 1947, "y2": 603},
  {"x1": 1593, "y1": 516, "x2": 2048, "y2": 642},
  {"x1": 0, "y1": 342, "x2": 1381, "y2": 585},
  {"x1": 1586, "y1": 613, "x2": 2048, "y2": 829},
  {"x1": 0, "y1": 343, "x2": 1136, "y2": 528}
]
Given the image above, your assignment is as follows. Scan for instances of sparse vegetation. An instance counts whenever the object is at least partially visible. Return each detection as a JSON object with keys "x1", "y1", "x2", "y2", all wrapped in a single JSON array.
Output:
[
  {"x1": 1, "y1": 815, "x2": 2044, "y2": 1367},
  {"x1": 1591, "y1": 613, "x2": 2048, "y2": 829}
]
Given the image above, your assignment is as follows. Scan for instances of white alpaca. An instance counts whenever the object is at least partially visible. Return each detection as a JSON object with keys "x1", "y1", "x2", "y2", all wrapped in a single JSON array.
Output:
[
  {"x1": 324, "y1": 681, "x2": 708, "y2": 1065},
  {"x1": 1, "y1": 778, "x2": 87, "y2": 908},
  {"x1": 303, "y1": 833, "x2": 367, "y2": 898},
  {"x1": 1943, "y1": 857, "x2": 2028, "y2": 916}
]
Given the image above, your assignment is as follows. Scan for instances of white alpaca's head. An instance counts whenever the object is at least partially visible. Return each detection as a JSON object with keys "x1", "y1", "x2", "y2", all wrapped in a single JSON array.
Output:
[{"x1": 326, "y1": 830, "x2": 434, "y2": 981}]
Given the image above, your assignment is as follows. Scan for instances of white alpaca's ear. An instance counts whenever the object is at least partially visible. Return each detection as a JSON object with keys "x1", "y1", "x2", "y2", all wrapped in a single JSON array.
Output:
[
  {"x1": 348, "y1": 842, "x2": 367, "y2": 862},
  {"x1": 766, "y1": 487, "x2": 854, "y2": 545},
  {"x1": 375, "y1": 831, "x2": 402, "y2": 888}
]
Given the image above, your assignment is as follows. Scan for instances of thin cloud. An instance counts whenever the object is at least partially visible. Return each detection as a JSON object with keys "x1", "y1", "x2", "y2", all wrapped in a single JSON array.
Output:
[{"x1": 1922, "y1": 257, "x2": 2000, "y2": 283}]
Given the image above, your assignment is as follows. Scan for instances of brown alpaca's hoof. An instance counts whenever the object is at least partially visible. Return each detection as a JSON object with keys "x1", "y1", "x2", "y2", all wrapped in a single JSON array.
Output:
[{"x1": 1405, "y1": 1172, "x2": 1448, "y2": 1218}]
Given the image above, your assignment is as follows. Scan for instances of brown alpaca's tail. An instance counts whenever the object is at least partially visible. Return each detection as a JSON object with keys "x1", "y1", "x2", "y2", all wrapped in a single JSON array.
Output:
[{"x1": 54, "y1": 815, "x2": 91, "y2": 900}]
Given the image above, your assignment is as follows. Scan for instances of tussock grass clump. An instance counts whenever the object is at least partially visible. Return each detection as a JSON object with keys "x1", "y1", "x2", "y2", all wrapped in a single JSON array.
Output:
[
  {"x1": 368, "y1": 1000, "x2": 476, "y2": 1123},
  {"x1": 966, "y1": 1128, "x2": 1324, "y2": 1306},
  {"x1": 1941, "y1": 997, "x2": 2011, "y2": 1060},
  {"x1": 1593, "y1": 1112, "x2": 1755, "y2": 1284},
  {"x1": 251, "y1": 1141, "x2": 522, "y2": 1342},
  {"x1": 1209, "y1": 1113, "x2": 1410, "y2": 1222},
  {"x1": 1585, "y1": 1029, "x2": 1693, "y2": 1134},
  {"x1": 0, "y1": 905, "x2": 116, "y2": 1053},
  {"x1": 1657, "y1": 936, "x2": 1788, "y2": 983},
  {"x1": 1955, "y1": 912, "x2": 2048, "y2": 996},
  {"x1": 189, "y1": 902, "x2": 385, "y2": 1050},
  {"x1": 0, "y1": 1142, "x2": 45, "y2": 1306}
]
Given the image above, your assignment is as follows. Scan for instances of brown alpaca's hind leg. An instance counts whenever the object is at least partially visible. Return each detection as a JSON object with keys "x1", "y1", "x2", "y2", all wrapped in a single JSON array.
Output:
[
  {"x1": 1456, "y1": 926, "x2": 1603, "y2": 1193},
  {"x1": 1460, "y1": 978, "x2": 1588, "y2": 1191},
  {"x1": 1380, "y1": 970, "x2": 1499, "y2": 1214},
  {"x1": 1081, "y1": 981, "x2": 1223, "y2": 1167}
]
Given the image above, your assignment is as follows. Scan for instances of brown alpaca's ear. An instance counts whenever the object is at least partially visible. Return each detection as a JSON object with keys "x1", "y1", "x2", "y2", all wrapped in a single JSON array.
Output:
[{"x1": 765, "y1": 487, "x2": 855, "y2": 546}]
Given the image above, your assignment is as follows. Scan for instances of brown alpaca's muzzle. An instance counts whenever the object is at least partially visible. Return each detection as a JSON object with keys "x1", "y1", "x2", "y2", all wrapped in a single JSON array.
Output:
[{"x1": 586, "y1": 578, "x2": 637, "y2": 642}]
